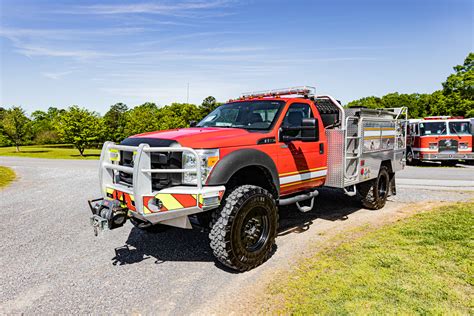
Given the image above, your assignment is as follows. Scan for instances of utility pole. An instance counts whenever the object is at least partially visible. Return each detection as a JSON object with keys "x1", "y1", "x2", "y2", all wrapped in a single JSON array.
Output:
[{"x1": 186, "y1": 83, "x2": 190, "y2": 104}]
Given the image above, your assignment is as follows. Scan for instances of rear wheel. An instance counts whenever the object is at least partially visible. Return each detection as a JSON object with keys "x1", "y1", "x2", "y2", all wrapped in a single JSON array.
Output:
[
  {"x1": 209, "y1": 185, "x2": 278, "y2": 271},
  {"x1": 357, "y1": 166, "x2": 390, "y2": 210}
]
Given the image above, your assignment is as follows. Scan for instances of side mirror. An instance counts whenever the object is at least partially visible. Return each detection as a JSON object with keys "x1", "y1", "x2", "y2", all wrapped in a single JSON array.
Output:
[
  {"x1": 279, "y1": 118, "x2": 319, "y2": 142},
  {"x1": 301, "y1": 118, "x2": 319, "y2": 142},
  {"x1": 189, "y1": 120, "x2": 197, "y2": 127}
]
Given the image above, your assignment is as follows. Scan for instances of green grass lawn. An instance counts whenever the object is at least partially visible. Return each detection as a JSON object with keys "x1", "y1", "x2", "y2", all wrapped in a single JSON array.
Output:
[
  {"x1": 0, "y1": 166, "x2": 16, "y2": 188},
  {"x1": 0, "y1": 145, "x2": 101, "y2": 160},
  {"x1": 265, "y1": 202, "x2": 474, "y2": 314}
]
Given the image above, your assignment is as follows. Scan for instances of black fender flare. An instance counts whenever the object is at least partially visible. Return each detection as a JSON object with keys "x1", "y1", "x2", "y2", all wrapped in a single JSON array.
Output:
[{"x1": 207, "y1": 149, "x2": 280, "y2": 195}]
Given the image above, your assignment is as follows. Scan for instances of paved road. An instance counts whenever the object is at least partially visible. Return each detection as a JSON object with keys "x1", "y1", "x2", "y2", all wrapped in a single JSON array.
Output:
[
  {"x1": 396, "y1": 164, "x2": 474, "y2": 191},
  {"x1": 0, "y1": 157, "x2": 472, "y2": 314}
]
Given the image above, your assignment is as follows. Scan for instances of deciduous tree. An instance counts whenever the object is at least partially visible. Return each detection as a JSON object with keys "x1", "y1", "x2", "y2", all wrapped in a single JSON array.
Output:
[
  {"x1": 0, "y1": 106, "x2": 31, "y2": 151},
  {"x1": 54, "y1": 106, "x2": 103, "y2": 156}
]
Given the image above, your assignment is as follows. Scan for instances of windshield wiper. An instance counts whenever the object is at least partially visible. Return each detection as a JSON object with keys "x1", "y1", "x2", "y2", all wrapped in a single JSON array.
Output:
[{"x1": 451, "y1": 127, "x2": 462, "y2": 139}]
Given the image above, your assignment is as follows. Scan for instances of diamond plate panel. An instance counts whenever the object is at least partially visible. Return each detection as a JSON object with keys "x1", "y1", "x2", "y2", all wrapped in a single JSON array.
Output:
[{"x1": 325, "y1": 129, "x2": 345, "y2": 187}]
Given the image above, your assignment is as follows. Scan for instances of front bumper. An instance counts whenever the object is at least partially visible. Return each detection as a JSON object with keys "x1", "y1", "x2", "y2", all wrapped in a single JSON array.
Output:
[
  {"x1": 103, "y1": 184, "x2": 225, "y2": 227},
  {"x1": 417, "y1": 152, "x2": 474, "y2": 160},
  {"x1": 91, "y1": 142, "x2": 225, "y2": 231}
]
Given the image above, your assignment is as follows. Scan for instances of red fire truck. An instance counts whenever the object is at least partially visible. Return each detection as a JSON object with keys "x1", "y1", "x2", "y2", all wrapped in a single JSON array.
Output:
[
  {"x1": 406, "y1": 116, "x2": 473, "y2": 165},
  {"x1": 89, "y1": 86, "x2": 407, "y2": 271}
]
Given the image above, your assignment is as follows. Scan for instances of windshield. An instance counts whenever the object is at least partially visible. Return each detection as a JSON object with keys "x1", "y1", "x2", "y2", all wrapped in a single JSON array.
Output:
[
  {"x1": 449, "y1": 121, "x2": 471, "y2": 135},
  {"x1": 419, "y1": 122, "x2": 447, "y2": 136},
  {"x1": 197, "y1": 100, "x2": 284, "y2": 130}
]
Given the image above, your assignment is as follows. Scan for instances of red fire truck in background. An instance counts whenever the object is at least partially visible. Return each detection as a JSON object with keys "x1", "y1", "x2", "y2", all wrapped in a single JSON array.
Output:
[{"x1": 406, "y1": 116, "x2": 474, "y2": 165}]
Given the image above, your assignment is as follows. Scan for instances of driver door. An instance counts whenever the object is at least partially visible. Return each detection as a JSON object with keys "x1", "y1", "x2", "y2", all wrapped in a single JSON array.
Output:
[{"x1": 277, "y1": 101, "x2": 327, "y2": 195}]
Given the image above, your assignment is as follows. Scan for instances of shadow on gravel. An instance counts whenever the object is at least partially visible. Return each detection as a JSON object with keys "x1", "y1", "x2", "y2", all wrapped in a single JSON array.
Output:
[{"x1": 111, "y1": 187, "x2": 363, "y2": 268}]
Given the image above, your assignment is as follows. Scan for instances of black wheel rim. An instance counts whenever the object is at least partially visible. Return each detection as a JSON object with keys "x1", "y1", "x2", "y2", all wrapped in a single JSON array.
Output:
[
  {"x1": 240, "y1": 206, "x2": 270, "y2": 252},
  {"x1": 378, "y1": 175, "x2": 388, "y2": 199}
]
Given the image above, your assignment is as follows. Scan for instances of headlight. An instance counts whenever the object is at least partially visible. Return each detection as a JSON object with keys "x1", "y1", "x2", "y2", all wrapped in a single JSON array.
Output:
[
  {"x1": 182, "y1": 149, "x2": 220, "y2": 185},
  {"x1": 429, "y1": 143, "x2": 438, "y2": 150},
  {"x1": 459, "y1": 142, "x2": 469, "y2": 150}
]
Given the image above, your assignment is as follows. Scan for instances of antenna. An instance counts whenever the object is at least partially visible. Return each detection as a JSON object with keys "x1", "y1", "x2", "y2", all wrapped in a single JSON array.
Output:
[{"x1": 186, "y1": 83, "x2": 190, "y2": 104}]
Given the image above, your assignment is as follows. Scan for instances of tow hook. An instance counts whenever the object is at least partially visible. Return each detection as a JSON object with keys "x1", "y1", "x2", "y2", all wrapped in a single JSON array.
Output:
[{"x1": 88, "y1": 198, "x2": 128, "y2": 236}]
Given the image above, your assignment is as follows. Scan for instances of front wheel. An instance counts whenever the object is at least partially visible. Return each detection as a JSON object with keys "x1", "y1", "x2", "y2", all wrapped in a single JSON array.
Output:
[
  {"x1": 357, "y1": 166, "x2": 390, "y2": 210},
  {"x1": 209, "y1": 185, "x2": 278, "y2": 271}
]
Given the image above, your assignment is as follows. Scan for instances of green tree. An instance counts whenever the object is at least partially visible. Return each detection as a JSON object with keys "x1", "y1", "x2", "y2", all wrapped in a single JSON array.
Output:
[
  {"x1": 200, "y1": 96, "x2": 220, "y2": 118},
  {"x1": 443, "y1": 53, "x2": 474, "y2": 100},
  {"x1": 103, "y1": 103, "x2": 128, "y2": 142},
  {"x1": 442, "y1": 53, "x2": 474, "y2": 117},
  {"x1": 159, "y1": 103, "x2": 201, "y2": 130},
  {"x1": 124, "y1": 102, "x2": 161, "y2": 136},
  {"x1": 346, "y1": 96, "x2": 382, "y2": 109},
  {"x1": 31, "y1": 107, "x2": 63, "y2": 144},
  {"x1": 54, "y1": 106, "x2": 103, "y2": 156},
  {"x1": 0, "y1": 106, "x2": 31, "y2": 151}
]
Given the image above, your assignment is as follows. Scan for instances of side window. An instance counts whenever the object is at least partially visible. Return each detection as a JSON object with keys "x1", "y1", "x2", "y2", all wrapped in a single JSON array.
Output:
[
  {"x1": 283, "y1": 103, "x2": 314, "y2": 128},
  {"x1": 282, "y1": 103, "x2": 314, "y2": 137}
]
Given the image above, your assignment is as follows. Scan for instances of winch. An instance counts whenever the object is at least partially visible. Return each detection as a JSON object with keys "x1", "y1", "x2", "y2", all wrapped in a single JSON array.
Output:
[{"x1": 88, "y1": 198, "x2": 128, "y2": 236}]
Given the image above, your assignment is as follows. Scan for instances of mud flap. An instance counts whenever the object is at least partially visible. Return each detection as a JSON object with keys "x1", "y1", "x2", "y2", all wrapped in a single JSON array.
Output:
[{"x1": 388, "y1": 175, "x2": 396, "y2": 196}]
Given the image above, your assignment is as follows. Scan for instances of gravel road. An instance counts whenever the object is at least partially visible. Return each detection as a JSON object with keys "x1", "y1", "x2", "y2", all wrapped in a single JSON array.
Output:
[{"x1": 1, "y1": 157, "x2": 473, "y2": 314}]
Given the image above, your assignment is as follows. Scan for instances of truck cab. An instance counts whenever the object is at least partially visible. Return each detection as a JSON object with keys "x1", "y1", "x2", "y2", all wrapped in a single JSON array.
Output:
[
  {"x1": 89, "y1": 86, "x2": 407, "y2": 271},
  {"x1": 407, "y1": 116, "x2": 473, "y2": 165}
]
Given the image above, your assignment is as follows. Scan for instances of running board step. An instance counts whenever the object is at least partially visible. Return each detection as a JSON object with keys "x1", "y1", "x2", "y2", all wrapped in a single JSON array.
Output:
[{"x1": 279, "y1": 190, "x2": 319, "y2": 213}]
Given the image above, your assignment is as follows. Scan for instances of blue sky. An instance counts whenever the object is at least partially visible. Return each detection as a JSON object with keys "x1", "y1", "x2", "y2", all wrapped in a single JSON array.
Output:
[{"x1": 0, "y1": 0, "x2": 472, "y2": 114}]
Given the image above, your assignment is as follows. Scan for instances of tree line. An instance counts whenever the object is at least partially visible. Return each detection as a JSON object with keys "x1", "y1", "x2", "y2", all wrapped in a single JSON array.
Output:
[
  {"x1": 347, "y1": 53, "x2": 473, "y2": 118},
  {"x1": 0, "y1": 53, "x2": 472, "y2": 155},
  {"x1": 0, "y1": 96, "x2": 220, "y2": 155}
]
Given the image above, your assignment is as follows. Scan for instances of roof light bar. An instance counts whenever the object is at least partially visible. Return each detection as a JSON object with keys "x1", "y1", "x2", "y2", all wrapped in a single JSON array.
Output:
[
  {"x1": 241, "y1": 86, "x2": 316, "y2": 99},
  {"x1": 424, "y1": 116, "x2": 465, "y2": 120}
]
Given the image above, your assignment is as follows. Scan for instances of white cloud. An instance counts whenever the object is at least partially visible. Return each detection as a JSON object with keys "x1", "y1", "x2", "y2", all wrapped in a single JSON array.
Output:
[
  {"x1": 59, "y1": 0, "x2": 232, "y2": 17},
  {"x1": 42, "y1": 70, "x2": 75, "y2": 80},
  {"x1": 15, "y1": 44, "x2": 109, "y2": 59}
]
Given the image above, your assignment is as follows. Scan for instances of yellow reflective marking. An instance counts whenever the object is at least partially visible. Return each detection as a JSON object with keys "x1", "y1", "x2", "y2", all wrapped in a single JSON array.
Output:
[
  {"x1": 156, "y1": 193, "x2": 183, "y2": 210},
  {"x1": 109, "y1": 149, "x2": 120, "y2": 161},
  {"x1": 280, "y1": 176, "x2": 326, "y2": 188},
  {"x1": 364, "y1": 127, "x2": 394, "y2": 131},
  {"x1": 143, "y1": 205, "x2": 152, "y2": 214},
  {"x1": 106, "y1": 187, "x2": 114, "y2": 194},
  {"x1": 364, "y1": 135, "x2": 395, "y2": 140},
  {"x1": 279, "y1": 166, "x2": 327, "y2": 177}
]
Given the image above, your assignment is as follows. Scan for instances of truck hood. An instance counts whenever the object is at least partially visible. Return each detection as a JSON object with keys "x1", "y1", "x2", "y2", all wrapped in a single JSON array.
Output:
[{"x1": 130, "y1": 127, "x2": 267, "y2": 148}]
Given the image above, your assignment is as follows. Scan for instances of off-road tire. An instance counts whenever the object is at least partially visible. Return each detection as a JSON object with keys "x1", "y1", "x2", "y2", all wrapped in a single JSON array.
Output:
[
  {"x1": 209, "y1": 185, "x2": 278, "y2": 272},
  {"x1": 129, "y1": 217, "x2": 169, "y2": 233},
  {"x1": 357, "y1": 166, "x2": 390, "y2": 210}
]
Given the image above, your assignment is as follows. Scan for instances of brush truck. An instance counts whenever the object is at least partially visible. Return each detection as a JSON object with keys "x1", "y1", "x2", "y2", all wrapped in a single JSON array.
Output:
[{"x1": 89, "y1": 86, "x2": 407, "y2": 271}]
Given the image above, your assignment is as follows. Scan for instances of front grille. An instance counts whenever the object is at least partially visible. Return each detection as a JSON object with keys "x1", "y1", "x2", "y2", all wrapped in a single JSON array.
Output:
[
  {"x1": 118, "y1": 151, "x2": 182, "y2": 190},
  {"x1": 116, "y1": 137, "x2": 183, "y2": 191},
  {"x1": 438, "y1": 139, "x2": 458, "y2": 153}
]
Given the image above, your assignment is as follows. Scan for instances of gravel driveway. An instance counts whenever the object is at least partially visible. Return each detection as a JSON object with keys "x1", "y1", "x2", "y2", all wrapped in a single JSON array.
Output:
[{"x1": 0, "y1": 157, "x2": 472, "y2": 314}]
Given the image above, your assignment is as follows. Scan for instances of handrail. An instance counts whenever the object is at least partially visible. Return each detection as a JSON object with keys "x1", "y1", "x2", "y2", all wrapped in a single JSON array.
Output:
[{"x1": 316, "y1": 95, "x2": 345, "y2": 129}]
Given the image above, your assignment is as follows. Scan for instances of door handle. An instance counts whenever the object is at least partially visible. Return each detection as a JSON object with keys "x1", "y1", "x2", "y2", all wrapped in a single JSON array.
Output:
[{"x1": 319, "y1": 143, "x2": 324, "y2": 154}]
